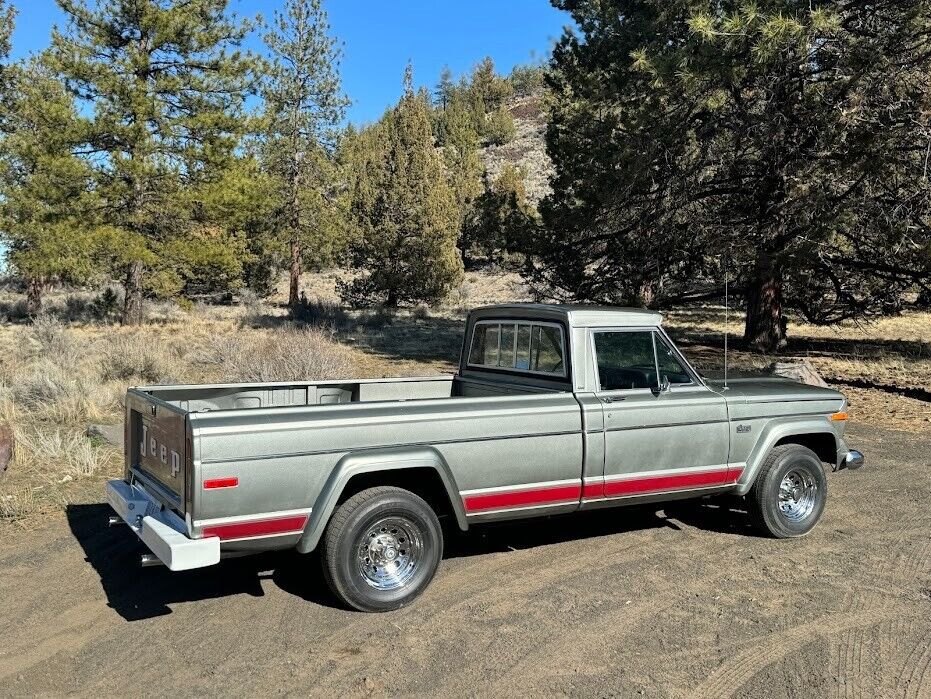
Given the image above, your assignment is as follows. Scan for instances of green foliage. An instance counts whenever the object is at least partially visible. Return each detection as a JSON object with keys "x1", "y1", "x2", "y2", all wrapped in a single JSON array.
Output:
[
  {"x1": 0, "y1": 55, "x2": 110, "y2": 313},
  {"x1": 508, "y1": 63, "x2": 546, "y2": 97},
  {"x1": 433, "y1": 57, "x2": 517, "y2": 147},
  {"x1": 483, "y1": 105, "x2": 517, "y2": 146},
  {"x1": 440, "y1": 91, "x2": 484, "y2": 259},
  {"x1": 0, "y1": 0, "x2": 13, "y2": 111},
  {"x1": 146, "y1": 226, "x2": 250, "y2": 299},
  {"x1": 261, "y1": 0, "x2": 350, "y2": 309},
  {"x1": 462, "y1": 165, "x2": 538, "y2": 267},
  {"x1": 49, "y1": 0, "x2": 259, "y2": 324},
  {"x1": 188, "y1": 152, "x2": 280, "y2": 297},
  {"x1": 538, "y1": 0, "x2": 931, "y2": 351},
  {"x1": 341, "y1": 65, "x2": 463, "y2": 307}
]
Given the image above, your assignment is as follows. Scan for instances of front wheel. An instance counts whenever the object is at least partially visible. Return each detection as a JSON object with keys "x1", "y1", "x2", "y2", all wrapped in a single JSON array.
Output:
[
  {"x1": 748, "y1": 444, "x2": 827, "y2": 538},
  {"x1": 322, "y1": 486, "x2": 443, "y2": 612}
]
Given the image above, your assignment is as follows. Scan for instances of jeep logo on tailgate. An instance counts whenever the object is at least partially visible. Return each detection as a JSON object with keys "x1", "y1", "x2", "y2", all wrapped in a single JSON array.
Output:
[{"x1": 140, "y1": 424, "x2": 181, "y2": 478}]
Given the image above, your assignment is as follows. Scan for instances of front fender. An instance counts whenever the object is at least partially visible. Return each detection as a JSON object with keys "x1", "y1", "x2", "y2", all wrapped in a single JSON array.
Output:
[
  {"x1": 734, "y1": 417, "x2": 839, "y2": 496},
  {"x1": 296, "y1": 446, "x2": 466, "y2": 554}
]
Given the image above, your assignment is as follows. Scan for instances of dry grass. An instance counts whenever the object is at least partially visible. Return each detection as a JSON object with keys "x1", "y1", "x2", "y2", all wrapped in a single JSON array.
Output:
[
  {"x1": 0, "y1": 270, "x2": 927, "y2": 525},
  {"x1": 664, "y1": 307, "x2": 931, "y2": 432},
  {"x1": 0, "y1": 294, "x2": 361, "y2": 524}
]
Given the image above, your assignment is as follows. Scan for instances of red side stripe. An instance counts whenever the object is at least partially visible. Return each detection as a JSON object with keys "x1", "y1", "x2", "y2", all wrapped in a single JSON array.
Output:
[
  {"x1": 201, "y1": 515, "x2": 308, "y2": 540},
  {"x1": 204, "y1": 477, "x2": 239, "y2": 489},
  {"x1": 464, "y1": 484, "x2": 582, "y2": 513},
  {"x1": 582, "y1": 482, "x2": 605, "y2": 499},
  {"x1": 601, "y1": 468, "x2": 731, "y2": 498}
]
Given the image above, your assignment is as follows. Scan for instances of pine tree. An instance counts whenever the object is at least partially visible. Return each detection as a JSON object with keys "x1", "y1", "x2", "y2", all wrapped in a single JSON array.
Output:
[
  {"x1": 50, "y1": 0, "x2": 257, "y2": 325},
  {"x1": 434, "y1": 65, "x2": 455, "y2": 110},
  {"x1": 262, "y1": 0, "x2": 349, "y2": 312},
  {"x1": 539, "y1": 0, "x2": 931, "y2": 351},
  {"x1": 341, "y1": 65, "x2": 463, "y2": 306},
  {"x1": 0, "y1": 56, "x2": 107, "y2": 314}
]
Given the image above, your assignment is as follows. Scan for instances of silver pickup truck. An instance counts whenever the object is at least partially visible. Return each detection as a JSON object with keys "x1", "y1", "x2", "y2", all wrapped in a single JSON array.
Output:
[{"x1": 107, "y1": 304, "x2": 864, "y2": 611}]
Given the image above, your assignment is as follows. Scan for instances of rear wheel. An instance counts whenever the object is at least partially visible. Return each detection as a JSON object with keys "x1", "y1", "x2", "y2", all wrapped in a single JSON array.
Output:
[
  {"x1": 748, "y1": 444, "x2": 827, "y2": 538},
  {"x1": 322, "y1": 486, "x2": 443, "y2": 612}
]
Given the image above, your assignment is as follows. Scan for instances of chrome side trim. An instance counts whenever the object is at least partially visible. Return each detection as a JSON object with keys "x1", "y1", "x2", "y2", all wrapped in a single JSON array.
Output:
[
  {"x1": 598, "y1": 419, "x2": 728, "y2": 434},
  {"x1": 459, "y1": 478, "x2": 582, "y2": 497},
  {"x1": 592, "y1": 463, "x2": 743, "y2": 483}
]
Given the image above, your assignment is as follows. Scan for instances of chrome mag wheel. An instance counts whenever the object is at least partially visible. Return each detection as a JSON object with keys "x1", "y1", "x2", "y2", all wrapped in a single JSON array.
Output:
[
  {"x1": 778, "y1": 469, "x2": 818, "y2": 522},
  {"x1": 357, "y1": 516, "x2": 424, "y2": 591}
]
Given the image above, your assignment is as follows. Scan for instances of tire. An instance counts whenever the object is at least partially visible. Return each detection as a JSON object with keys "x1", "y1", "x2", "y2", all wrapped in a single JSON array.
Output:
[
  {"x1": 748, "y1": 444, "x2": 827, "y2": 538},
  {"x1": 321, "y1": 486, "x2": 443, "y2": 612}
]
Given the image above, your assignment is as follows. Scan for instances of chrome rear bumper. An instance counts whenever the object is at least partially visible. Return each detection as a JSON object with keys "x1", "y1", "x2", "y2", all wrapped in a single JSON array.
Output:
[{"x1": 106, "y1": 479, "x2": 220, "y2": 571}]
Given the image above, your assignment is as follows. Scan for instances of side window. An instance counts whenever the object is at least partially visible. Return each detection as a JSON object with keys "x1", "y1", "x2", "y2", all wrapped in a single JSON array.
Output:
[
  {"x1": 594, "y1": 331, "x2": 657, "y2": 390},
  {"x1": 468, "y1": 321, "x2": 566, "y2": 377},
  {"x1": 655, "y1": 336, "x2": 692, "y2": 385}
]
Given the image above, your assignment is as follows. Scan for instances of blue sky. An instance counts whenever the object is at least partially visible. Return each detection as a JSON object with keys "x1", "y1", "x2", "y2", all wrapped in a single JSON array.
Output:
[{"x1": 9, "y1": 0, "x2": 572, "y2": 126}]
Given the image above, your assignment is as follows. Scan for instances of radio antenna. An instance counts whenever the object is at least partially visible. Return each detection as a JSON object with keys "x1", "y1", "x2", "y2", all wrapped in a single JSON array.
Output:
[{"x1": 723, "y1": 257, "x2": 729, "y2": 390}]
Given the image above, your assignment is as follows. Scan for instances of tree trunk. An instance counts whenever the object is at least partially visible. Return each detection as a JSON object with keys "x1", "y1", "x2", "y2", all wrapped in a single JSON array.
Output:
[
  {"x1": 122, "y1": 260, "x2": 144, "y2": 326},
  {"x1": 385, "y1": 288, "x2": 398, "y2": 307},
  {"x1": 25, "y1": 276, "x2": 44, "y2": 316},
  {"x1": 743, "y1": 255, "x2": 787, "y2": 353},
  {"x1": 288, "y1": 240, "x2": 302, "y2": 311}
]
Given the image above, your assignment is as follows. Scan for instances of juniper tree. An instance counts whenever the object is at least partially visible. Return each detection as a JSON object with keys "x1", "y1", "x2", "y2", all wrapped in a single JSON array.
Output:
[
  {"x1": 261, "y1": 0, "x2": 349, "y2": 312},
  {"x1": 539, "y1": 0, "x2": 931, "y2": 352},
  {"x1": 341, "y1": 65, "x2": 463, "y2": 306},
  {"x1": 463, "y1": 164, "x2": 538, "y2": 267},
  {"x1": 50, "y1": 0, "x2": 257, "y2": 324}
]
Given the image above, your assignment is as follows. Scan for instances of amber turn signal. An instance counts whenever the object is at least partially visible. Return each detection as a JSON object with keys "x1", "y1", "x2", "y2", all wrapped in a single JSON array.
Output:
[{"x1": 830, "y1": 412, "x2": 849, "y2": 421}]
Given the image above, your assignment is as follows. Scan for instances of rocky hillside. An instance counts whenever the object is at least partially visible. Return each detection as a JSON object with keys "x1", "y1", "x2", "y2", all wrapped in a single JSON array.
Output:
[{"x1": 481, "y1": 93, "x2": 552, "y2": 206}]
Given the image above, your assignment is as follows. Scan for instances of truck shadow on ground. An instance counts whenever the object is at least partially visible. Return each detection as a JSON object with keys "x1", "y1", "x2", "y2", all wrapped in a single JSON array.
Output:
[{"x1": 67, "y1": 499, "x2": 756, "y2": 622}]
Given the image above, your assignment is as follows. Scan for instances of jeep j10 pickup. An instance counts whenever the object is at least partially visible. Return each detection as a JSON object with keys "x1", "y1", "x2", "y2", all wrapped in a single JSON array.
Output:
[{"x1": 107, "y1": 304, "x2": 864, "y2": 611}]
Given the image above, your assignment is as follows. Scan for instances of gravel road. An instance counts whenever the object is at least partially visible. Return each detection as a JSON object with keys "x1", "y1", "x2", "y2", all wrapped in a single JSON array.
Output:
[{"x1": 1, "y1": 423, "x2": 928, "y2": 698}]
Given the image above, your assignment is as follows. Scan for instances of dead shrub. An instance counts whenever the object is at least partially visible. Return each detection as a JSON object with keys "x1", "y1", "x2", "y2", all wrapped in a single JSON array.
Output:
[
  {"x1": 205, "y1": 326, "x2": 356, "y2": 382},
  {"x1": 99, "y1": 335, "x2": 174, "y2": 384},
  {"x1": 27, "y1": 315, "x2": 80, "y2": 366},
  {"x1": 13, "y1": 426, "x2": 114, "y2": 478}
]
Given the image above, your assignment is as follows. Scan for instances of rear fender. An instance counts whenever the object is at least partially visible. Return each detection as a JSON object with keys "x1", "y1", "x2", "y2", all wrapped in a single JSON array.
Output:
[
  {"x1": 297, "y1": 446, "x2": 466, "y2": 554},
  {"x1": 735, "y1": 417, "x2": 839, "y2": 496}
]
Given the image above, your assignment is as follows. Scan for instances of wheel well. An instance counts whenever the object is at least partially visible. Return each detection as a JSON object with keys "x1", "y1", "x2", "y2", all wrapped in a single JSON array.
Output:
[
  {"x1": 774, "y1": 432, "x2": 837, "y2": 465},
  {"x1": 337, "y1": 467, "x2": 462, "y2": 530}
]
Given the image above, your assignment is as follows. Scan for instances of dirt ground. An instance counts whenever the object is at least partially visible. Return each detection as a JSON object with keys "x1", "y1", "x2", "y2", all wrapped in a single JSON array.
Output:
[{"x1": 0, "y1": 422, "x2": 928, "y2": 698}]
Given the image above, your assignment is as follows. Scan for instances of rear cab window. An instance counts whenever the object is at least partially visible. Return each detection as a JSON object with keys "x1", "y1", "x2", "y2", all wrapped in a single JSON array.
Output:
[{"x1": 467, "y1": 320, "x2": 567, "y2": 378}]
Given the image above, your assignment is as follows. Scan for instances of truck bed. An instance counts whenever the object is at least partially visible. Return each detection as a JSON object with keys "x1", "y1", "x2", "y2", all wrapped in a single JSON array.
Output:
[
  {"x1": 124, "y1": 373, "x2": 582, "y2": 534},
  {"x1": 135, "y1": 373, "x2": 563, "y2": 413}
]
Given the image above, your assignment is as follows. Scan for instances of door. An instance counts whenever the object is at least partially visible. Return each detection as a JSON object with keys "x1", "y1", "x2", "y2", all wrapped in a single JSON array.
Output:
[{"x1": 583, "y1": 328, "x2": 733, "y2": 503}]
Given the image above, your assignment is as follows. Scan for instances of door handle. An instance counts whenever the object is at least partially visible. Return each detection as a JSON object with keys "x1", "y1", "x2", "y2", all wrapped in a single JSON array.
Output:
[{"x1": 601, "y1": 396, "x2": 625, "y2": 404}]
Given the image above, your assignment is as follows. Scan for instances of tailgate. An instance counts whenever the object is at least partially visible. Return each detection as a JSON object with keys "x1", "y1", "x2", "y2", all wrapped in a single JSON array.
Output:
[{"x1": 126, "y1": 390, "x2": 188, "y2": 512}]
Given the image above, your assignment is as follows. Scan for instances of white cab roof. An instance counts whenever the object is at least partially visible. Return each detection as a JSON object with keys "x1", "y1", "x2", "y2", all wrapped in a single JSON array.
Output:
[{"x1": 471, "y1": 304, "x2": 663, "y2": 328}]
